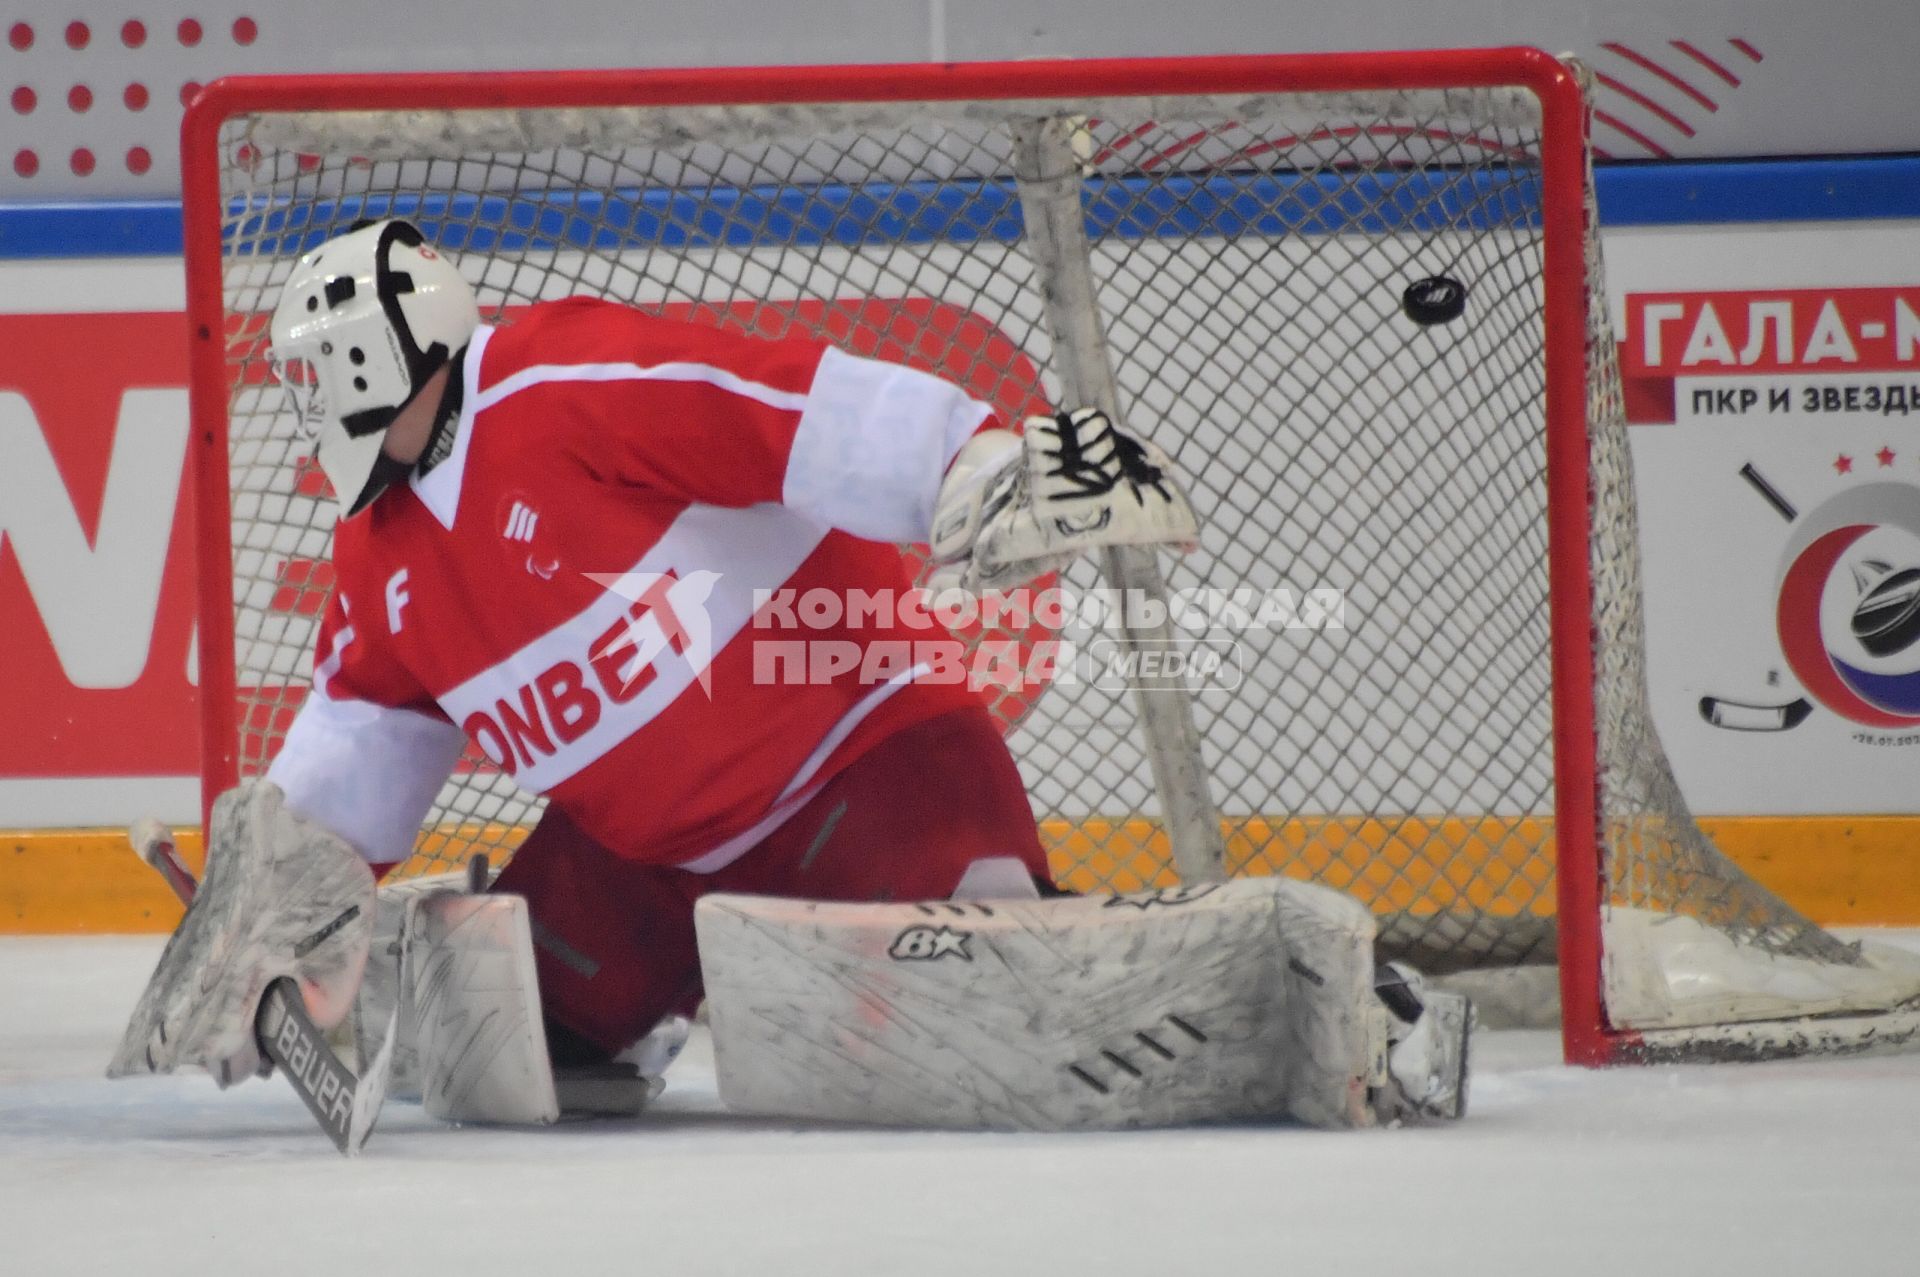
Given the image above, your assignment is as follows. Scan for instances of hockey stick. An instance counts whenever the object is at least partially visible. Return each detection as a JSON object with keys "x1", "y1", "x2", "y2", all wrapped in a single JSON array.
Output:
[
  {"x1": 128, "y1": 818, "x2": 394, "y2": 1156},
  {"x1": 1688, "y1": 463, "x2": 1819, "y2": 731},
  {"x1": 1698, "y1": 694, "x2": 1815, "y2": 732}
]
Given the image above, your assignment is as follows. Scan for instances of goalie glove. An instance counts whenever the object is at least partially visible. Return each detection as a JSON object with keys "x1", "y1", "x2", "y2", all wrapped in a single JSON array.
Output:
[
  {"x1": 108, "y1": 781, "x2": 376, "y2": 1088},
  {"x1": 927, "y1": 409, "x2": 1199, "y2": 594}
]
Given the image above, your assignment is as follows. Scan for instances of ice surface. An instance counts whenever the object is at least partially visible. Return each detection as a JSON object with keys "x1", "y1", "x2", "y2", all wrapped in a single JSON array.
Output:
[{"x1": 5, "y1": 935, "x2": 1919, "y2": 1276}]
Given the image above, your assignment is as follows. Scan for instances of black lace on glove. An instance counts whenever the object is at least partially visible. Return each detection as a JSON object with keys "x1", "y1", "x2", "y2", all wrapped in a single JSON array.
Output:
[
  {"x1": 1111, "y1": 431, "x2": 1175, "y2": 503},
  {"x1": 1043, "y1": 411, "x2": 1175, "y2": 505},
  {"x1": 1040, "y1": 411, "x2": 1118, "y2": 497}
]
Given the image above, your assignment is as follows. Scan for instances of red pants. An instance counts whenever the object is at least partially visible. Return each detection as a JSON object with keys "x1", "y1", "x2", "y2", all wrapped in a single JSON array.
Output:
[{"x1": 492, "y1": 703, "x2": 1050, "y2": 1057}]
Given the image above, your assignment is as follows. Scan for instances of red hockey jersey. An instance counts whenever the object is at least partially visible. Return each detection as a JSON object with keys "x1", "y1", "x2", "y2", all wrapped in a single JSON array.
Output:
[{"x1": 268, "y1": 298, "x2": 996, "y2": 871}]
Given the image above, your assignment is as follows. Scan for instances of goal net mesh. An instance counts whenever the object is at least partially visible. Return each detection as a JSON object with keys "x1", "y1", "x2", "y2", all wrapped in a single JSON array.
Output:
[{"x1": 203, "y1": 70, "x2": 1864, "y2": 1034}]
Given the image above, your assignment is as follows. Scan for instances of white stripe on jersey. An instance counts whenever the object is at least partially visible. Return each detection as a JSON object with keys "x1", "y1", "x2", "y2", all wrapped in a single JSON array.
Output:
[
  {"x1": 312, "y1": 594, "x2": 355, "y2": 700},
  {"x1": 774, "y1": 660, "x2": 929, "y2": 804},
  {"x1": 504, "y1": 501, "x2": 537, "y2": 542},
  {"x1": 473, "y1": 358, "x2": 812, "y2": 416},
  {"x1": 436, "y1": 501, "x2": 827, "y2": 794}
]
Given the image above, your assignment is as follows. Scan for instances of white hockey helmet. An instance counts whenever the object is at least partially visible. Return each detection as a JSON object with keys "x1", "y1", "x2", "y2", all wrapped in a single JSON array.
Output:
[{"x1": 268, "y1": 219, "x2": 479, "y2": 519}]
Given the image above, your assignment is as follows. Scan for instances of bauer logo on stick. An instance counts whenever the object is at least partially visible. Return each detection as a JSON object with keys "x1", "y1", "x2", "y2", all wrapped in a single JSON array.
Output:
[{"x1": 889, "y1": 925, "x2": 973, "y2": 962}]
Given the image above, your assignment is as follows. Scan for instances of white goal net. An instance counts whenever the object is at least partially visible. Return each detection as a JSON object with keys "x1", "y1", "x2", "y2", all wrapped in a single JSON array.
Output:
[{"x1": 185, "y1": 51, "x2": 1920, "y2": 1062}]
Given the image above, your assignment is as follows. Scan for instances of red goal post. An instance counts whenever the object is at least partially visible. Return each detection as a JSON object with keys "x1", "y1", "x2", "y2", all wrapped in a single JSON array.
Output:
[{"x1": 178, "y1": 48, "x2": 1920, "y2": 1068}]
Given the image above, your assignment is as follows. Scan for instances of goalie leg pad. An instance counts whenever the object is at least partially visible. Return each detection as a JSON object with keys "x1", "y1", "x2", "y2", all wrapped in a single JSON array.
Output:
[
  {"x1": 696, "y1": 876, "x2": 1382, "y2": 1131},
  {"x1": 356, "y1": 869, "x2": 461, "y2": 1100},
  {"x1": 401, "y1": 889, "x2": 561, "y2": 1126},
  {"x1": 370, "y1": 873, "x2": 668, "y2": 1122},
  {"x1": 355, "y1": 860, "x2": 514, "y2": 1100}
]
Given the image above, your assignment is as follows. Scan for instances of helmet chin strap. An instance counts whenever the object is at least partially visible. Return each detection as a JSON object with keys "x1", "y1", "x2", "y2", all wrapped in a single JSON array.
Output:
[
  {"x1": 415, "y1": 347, "x2": 468, "y2": 477},
  {"x1": 345, "y1": 452, "x2": 416, "y2": 518},
  {"x1": 343, "y1": 346, "x2": 468, "y2": 518}
]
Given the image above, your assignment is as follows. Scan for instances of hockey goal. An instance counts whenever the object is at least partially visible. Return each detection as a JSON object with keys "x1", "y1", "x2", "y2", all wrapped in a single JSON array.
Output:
[{"x1": 182, "y1": 48, "x2": 1920, "y2": 1065}]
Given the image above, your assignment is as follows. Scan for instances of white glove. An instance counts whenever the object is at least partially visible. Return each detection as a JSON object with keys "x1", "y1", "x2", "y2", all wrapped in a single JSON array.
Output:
[
  {"x1": 109, "y1": 781, "x2": 376, "y2": 1088},
  {"x1": 927, "y1": 409, "x2": 1199, "y2": 593}
]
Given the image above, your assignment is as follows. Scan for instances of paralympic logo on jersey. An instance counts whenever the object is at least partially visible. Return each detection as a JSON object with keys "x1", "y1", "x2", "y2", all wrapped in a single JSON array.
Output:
[{"x1": 1774, "y1": 482, "x2": 1920, "y2": 728}]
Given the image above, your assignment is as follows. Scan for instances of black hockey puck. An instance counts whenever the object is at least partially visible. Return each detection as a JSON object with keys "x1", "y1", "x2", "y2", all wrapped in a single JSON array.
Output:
[{"x1": 1402, "y1": 275, "x2": 1468, "y2": 326}]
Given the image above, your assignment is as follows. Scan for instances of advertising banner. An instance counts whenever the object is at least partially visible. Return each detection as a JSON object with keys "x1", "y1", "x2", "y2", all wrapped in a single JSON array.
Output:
[
  {"x1": 1609, "y1": 224, "x2": 1920, "y2": 814},
  {"x1": 0, "y1": 260, "x2": 199, "y2": 826}
]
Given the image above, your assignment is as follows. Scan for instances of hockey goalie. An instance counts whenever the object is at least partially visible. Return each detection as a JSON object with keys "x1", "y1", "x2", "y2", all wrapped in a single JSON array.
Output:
[{"x1": 112, "y1": 218, "x2": 1469, "y2": 1134}]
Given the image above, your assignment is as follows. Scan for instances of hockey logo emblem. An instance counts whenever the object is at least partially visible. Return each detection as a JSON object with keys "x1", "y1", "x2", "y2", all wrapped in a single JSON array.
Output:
[
  {"x1": 889, "y1": 925, "x2": 972, "y2": 962},
  {"x1": 1104, "y1": 884, "x2": 1220, "y2": 910},
  {"x1": 498, "y1": 492, "x2": 560, "y2": 579},
  {"x1": 1771, "y1": 482, "x2": 1920, "y2": 728},
  {"x1": 1402, "y1": 274, "x2": 1468, "y2": 326}
]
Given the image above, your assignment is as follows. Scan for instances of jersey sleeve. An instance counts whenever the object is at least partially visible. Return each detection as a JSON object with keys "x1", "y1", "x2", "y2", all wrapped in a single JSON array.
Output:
[
  {"x1": 780, "y1": 343, "x2": 998, "y2": 543},
  {"x1": 266, "y1": 589, "x2": 468, "y2": 867},
  {"x1": 490, "y1": 303, "x2": 997, "y2": 543}
]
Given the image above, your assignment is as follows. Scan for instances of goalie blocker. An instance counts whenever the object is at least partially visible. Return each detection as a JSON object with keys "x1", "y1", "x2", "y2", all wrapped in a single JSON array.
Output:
[{"x1": 696, "y1": 877, "x2": 1470, "y2": 1130}]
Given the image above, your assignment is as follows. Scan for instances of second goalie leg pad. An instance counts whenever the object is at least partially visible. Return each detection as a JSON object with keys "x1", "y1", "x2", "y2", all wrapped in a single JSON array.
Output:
[
  {"x1": 357, "y1": 868, "x2": 474, "y2": 1101},
  {"x1": 397, "y1": 884, "x2": 665, "y2": 1122},
  {"x1": 401, "y1": 889, "x2": 561, "y2": 1126},
  {"x1": 695, "y1": 876, "x2": 1384, "y2": 1131}
]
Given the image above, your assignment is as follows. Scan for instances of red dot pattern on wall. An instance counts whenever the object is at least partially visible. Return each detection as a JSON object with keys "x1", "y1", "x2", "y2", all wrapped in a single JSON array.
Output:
[{"x1": 6, "y1": 15, "x2": 264, "y2": 181}]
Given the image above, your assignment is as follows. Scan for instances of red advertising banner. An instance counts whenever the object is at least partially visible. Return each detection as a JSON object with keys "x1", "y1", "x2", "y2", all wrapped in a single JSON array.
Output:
[
  {"x1": 0, "y1": 311, "x2": 199, "y2": 777},
  {"x1": 1621, "y1": 287, "x2": 1920, "y2": 423}
]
